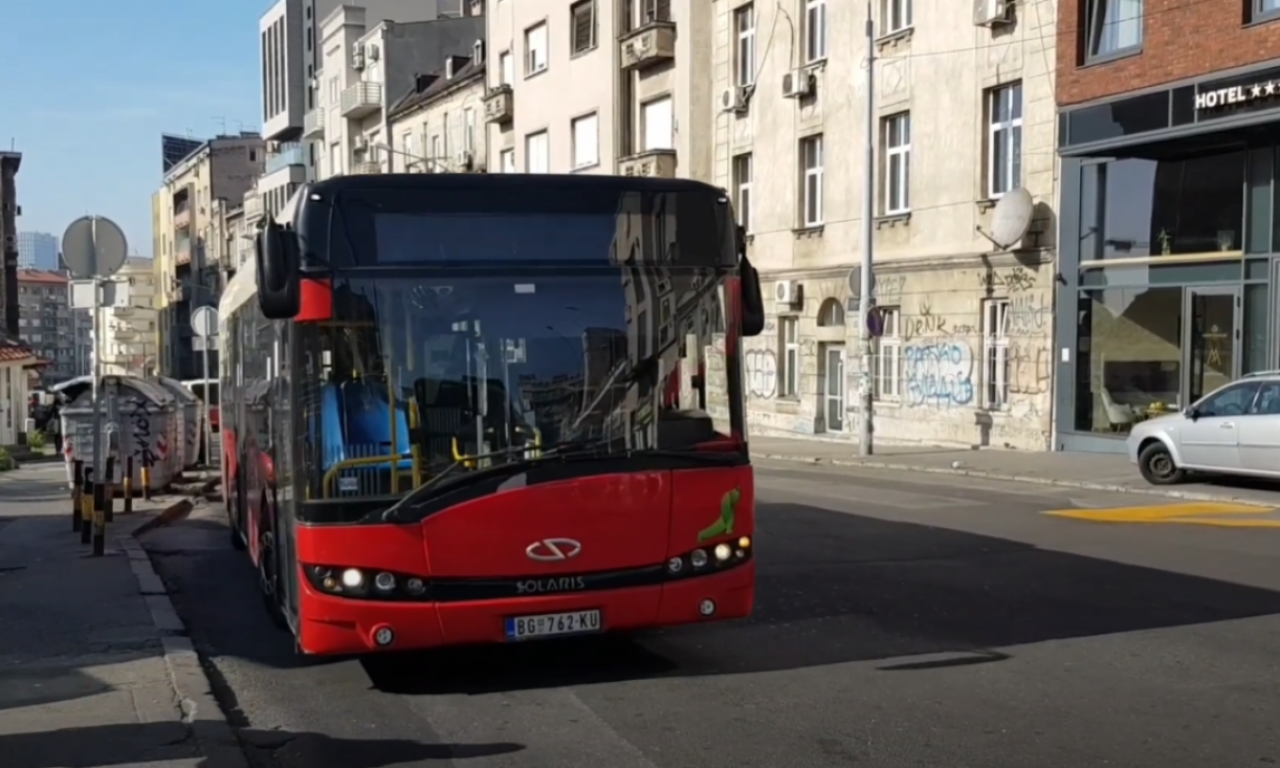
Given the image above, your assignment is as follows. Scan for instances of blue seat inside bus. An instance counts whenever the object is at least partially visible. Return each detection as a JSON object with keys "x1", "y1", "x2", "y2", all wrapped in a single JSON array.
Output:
[{"x1": 319, "y1": 381, "x2": 412, "y2": 474}]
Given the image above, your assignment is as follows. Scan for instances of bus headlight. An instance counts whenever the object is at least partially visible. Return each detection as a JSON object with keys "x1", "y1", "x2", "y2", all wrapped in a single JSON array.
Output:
[
  {"x1": 666, "y1": 537, "x2": 752, "y2": 580},
  {"x1": 304, "y1": 565, "x2": 431, "y2": 601}
]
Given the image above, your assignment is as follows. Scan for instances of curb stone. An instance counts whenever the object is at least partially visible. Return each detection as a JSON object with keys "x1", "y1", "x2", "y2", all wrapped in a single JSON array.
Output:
[
  {"x1": 116, "y1": 514, "x2": 249, "y2": 768},
  {"x1": 754, "y1": 453, "x2": 1277, "y2": 507}
]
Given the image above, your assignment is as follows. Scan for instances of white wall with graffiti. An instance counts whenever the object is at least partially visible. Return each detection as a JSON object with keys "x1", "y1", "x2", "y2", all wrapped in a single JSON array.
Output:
[{"x1": 744, "y1": 255, "x2": 1055, "y2": 451}]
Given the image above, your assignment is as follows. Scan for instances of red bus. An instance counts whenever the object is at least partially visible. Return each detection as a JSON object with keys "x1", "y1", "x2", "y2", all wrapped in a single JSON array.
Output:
[{"x1": 218, "y1": 174, "x2": 765, "y2": 656}]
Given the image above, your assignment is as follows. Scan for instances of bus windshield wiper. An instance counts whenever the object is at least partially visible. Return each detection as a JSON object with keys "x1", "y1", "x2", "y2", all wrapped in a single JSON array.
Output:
[{"x1": 376, "y1": 442, "x2": 738, "y2": 522}]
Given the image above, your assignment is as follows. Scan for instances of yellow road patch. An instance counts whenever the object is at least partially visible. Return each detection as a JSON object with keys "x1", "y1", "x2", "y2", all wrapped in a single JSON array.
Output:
[{"x1": 1045, "y1": 501, "x2": 1278, "y2": 527}]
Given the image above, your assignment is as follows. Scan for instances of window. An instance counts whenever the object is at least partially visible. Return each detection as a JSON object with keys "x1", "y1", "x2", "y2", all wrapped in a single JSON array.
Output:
[
  {"x1": 1196, "y1": 383, "x2": 1261, "y2": 418},
  {"x1": 800, "y1": 135, "x2": 824, "y2": 227},
  {"x1": 875, "y1": 308, "x2": 901, "y2": 399},
  {"x1": 525, "y1": 22, "x2": 548, "y2": 75},
  {"x1": 641, "y1": 97, "x2": 674, "y2": 150},
  {"x1": 499, "y1": 50, "x2": 514, "y2": 85},
  {"x1": 982, "y1": 299, "x2": 1010, "y2": 409},
  {"x1": 1084, "y1": 0, "x2": 1143, "y2": 60},
  {"x1": 401, "y1": 131, "x2": 416, "y2": 171},
  {"x1": 780, "y1": 317, "x2": 799, "y2": 397},
  {"x1": 431, "y1": 134, "x2": 442, "y2": 166},
  {"x1": 464, "y1": 108, "x2": 476, "y2": 151},
  {"x1": 638, "y1": 0, "x2": 672, "y2": 24},
  {"x1": 732, "y1": 153, "x2": 753, "y2": 233},
  {"x1": 1255, "y1": 0, "x2": 1280, "y2": 21},
  {"x1": 1251, "y1": 382, "x2": 1280, "y2": 415},
  {"x1": 525, "y1": 130, "x2": 549, "y2": 173},
  {"x1": 988, "y1": 82, "x2": 1023, "y2": 198},
  {"x1": 883, "y1": 112, "x2": 910, "y2": 215},
  {"x1": 805, "y1": 0, "x2": 827, "y2": 63},
  {"x1": 572, "y1": 113, "x2": 599, "y2": 168},
  {"x1": 883, "y1": 0, "x2": 911, "y2": 34},
  {"x1": 735, "y1": 5, "x2": 756, "y2": 88},
  {"x1": 500, "y1": 148, "x2": 516, "y2": 173},
  {"x1": 572, "y1": 0, "x2": 597, "y2": 54}
]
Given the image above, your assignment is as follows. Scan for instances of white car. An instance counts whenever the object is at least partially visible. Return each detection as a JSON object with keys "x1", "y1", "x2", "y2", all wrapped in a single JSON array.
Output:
[{"x1": 1127, "y1": 372, "x2": 1280, "y2": 485}]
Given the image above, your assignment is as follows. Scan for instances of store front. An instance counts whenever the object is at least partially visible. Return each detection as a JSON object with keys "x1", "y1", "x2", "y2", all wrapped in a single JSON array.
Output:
[{"x1": 1055, "y1": 61, "x2": 1280, "y2": 453}]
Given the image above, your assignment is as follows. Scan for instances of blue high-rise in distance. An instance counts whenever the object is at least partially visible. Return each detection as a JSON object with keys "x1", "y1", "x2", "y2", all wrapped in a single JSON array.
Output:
[{"x1": 17, "y1": 231, "x2": 58, "y2": 270}]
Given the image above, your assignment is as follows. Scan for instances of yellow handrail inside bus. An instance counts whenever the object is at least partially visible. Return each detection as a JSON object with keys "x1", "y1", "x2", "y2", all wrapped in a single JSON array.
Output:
[
  {"x1": 322, "y1": 454, "x2": 408, "y2": 497},
  {"x1": 386, "y1": 373, "x2": 400, "y2": 495},
  {"x1": 408, "y1": 400, "x2": 423, "y2": 488}
]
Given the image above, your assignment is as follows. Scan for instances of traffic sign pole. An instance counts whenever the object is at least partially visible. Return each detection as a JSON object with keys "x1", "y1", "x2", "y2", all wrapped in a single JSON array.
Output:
[
  {"x1": 61, "y1": 216, "x2": 127, "y2": 500},
  {"x1": 191, "y1": 306, "x2": 218, "y2": 467}
]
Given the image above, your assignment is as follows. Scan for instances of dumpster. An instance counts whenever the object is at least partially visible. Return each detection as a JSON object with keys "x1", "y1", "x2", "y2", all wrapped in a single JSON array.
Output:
[
  {"x1": 55, "y1": 375, "x2": 180, "y2": 492},
  {"x1": 154, "y1": 376, "x2": 200, "y2": 470}
]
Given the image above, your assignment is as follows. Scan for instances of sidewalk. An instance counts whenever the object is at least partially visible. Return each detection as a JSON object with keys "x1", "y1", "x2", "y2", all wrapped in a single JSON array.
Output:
[
  {"x1": 0, "y1": 465, "x2": 243, "y2": 768},
  {"x1": 749, "y1": 435, "x2": 1280, "y2": 506}
]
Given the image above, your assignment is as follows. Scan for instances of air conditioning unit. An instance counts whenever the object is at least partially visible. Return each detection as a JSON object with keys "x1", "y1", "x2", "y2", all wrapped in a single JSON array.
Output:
[
  {"x1": 719, "y1": 86, "x2": 748, "y2": 113},
  {"x1": 974, "y1": 0, "x2": 1013, "y2": 26},
  {"x1": 775, "y1": 280, "x2": 801, "y2": 307},
  {"x1": 455, "y1": 150, "x2": 473, "y2": 169},
  {"x1": 353, "y1": 136, "x2": 369, "y2": 151},
  {"x1": 782, "y1": 70, "x2": 813, "y2": 99},
  {"x1": 366, "y1": 44, "x2": 380, "y2": 61}
]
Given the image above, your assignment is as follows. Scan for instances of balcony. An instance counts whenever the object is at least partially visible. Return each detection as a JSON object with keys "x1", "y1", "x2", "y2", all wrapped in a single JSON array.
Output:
[
  {"x1": 175, "y1": 242, "x2": 193, "y2": 267},
  {"x1": 172, "y1": 205, "x2": 191, "y2": 230},
  {"x1": 620, "y1": 22, "x2": 675, "y2": 70},
  {"x1": 618, "y1": 149, "x2": 677, "y2": 178},
  {"x1": 340, "y1": 82, "x2": 383, "y2": 118},
  {"x1": 484, "y1": 86, "x2": 513, "y2": 124},
  {"x1": 302, "y1": 109, "x2": 325, "y2": 139},
  {"x1": 352, "y1": 161, "x2": 382, "y2": 175},
  {"x1": 265, "y1": 142, "x2": 306, "y2": 174}
]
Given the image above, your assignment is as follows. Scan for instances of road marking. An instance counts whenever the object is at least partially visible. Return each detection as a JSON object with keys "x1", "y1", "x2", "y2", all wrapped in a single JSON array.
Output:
[{"x1": 1044, "y1": 501, "x2": 1280, "y2": 527}]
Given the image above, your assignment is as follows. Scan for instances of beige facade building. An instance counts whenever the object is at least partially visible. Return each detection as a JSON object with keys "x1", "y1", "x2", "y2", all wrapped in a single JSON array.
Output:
[
  {"x1": 98, "y1": 257, "x2": 159, "y2": 377},
  {"x1": 482, "y1": 0, "x2": 713, "y2": 179},
  {"x1": 386, "y1": 54, "x2": 486, "y2": 172},
  {"x1": 153, "y1": 134, "x2": 264, "y2": 379},
  {"x1": 313, "y1": 6, "x2": 483, "y2": 180},
  {"x1": 712, "y1": 0, "x2": 1059, "y2": 450}
]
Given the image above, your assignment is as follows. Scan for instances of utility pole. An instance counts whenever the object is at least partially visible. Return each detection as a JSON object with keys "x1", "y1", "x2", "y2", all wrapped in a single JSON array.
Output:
[
  {"x1": 857, "y1": 5, "x2": 876, "y2": 457},
  {"x1": 0, "y1": 151, "x2": 21, "y2": 339}
]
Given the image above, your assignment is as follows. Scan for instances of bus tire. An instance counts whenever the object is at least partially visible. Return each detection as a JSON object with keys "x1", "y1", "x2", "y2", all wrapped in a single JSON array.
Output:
[
  {"x1": 258, "y1": 500, "x2": 288, "y2": 631},
  {"x1": 227, "y1": 466, "x2": 246, "y2": 551}
]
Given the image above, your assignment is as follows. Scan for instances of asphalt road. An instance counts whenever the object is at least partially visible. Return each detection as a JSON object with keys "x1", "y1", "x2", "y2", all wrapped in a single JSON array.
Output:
[{"x1": 141, "y1": 462, "x2": 1280, "y2": 768}]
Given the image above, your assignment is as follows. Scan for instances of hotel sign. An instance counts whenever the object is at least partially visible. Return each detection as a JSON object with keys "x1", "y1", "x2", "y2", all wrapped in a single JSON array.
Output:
[{"x1": 1195, "y1": 79, "x2": 1280, "y2": 110}]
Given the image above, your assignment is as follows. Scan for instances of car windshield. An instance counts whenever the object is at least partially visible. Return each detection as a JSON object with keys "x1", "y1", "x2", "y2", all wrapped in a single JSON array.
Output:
[{"x1": 295, "y1": 269, "x2": 742, "y2": 502}]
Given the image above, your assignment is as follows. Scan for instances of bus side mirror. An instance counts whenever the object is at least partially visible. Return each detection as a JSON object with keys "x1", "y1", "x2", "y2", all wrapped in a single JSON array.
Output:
[
  {"x1": 740, "y1": 251, "x2": 765, "y2": 337},
  {"x1": 256, "y1": 219, "x2": 300, "y2": 319}
]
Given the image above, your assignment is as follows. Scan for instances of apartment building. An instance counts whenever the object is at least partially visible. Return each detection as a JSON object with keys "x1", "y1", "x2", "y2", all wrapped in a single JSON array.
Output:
[
  {"x1": 17, "y1": 270, "x2": 90, "y2": 384},
  {"x1": 313, "y1": 7, "x2": 482, "y2": 178},
  {"x1": 707, "y1": 0, "x2": 1058, "y2": 451},
  {"x1": 386, "y1": 54, "x2": 486, "y2": 172},
  {"x1": 1053, "y1": 0, "x2": 1280, "y2": 453},
  {"x1": 16, "y1": 231, "x2": 58, "y2": 270},
  {"x1": 483, "y1": 0, "x2": 713, "y2": 179},
  {"x1": 98, "y1": 257, "x2": 159, "y2": 377},
  {"x1": 153, "y1": 134, "x2": 264, "y2": 380}
]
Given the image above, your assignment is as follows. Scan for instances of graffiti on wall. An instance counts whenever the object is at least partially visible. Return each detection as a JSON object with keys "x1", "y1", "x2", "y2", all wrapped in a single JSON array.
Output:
[
  {"x1": 904, "y1": 342, "x2": 975, "y2": 407},
  {"x1": 903, "y1": 300, "x2": 949, "y2": 341},
  {"x1": 977, "y1": 267, "x2": 1037, "y2": 294},
  {"x1": 745, "y1": 349, "x2": 777, "y2": 399},
  {"x1": 1007, "y1": 293, "x2": 1050, "y2": 336},
  {"x1": 127, "y1": 397, "x2": 164, "y2": 467}
]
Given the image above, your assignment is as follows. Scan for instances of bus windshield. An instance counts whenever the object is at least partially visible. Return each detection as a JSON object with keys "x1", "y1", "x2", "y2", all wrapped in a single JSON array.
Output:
[{"x1": 297, "y1": 269, "x2": 742, "y2": 501}]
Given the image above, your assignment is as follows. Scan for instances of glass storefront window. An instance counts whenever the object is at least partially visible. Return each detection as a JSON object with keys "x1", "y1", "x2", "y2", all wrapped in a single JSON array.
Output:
[
  {"x1": 1243, "y1": 283, "x2": 1269, "y2": 374},
  {"x1": 1081, "y1": 151, "x2": 1246, "y2": 261},
  {"x1": 1074, "y1": 287, "x2": 1183, "y2": 433}
]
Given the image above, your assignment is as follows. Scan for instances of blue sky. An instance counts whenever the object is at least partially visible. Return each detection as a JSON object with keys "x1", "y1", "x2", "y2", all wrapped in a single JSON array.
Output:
[{"x1": 2, "y1": 0, "x2": 264, "y2": 257}]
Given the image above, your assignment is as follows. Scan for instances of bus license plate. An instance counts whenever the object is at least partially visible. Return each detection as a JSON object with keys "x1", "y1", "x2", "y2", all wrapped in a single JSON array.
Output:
[{"x1": 505, "y1": 610, "x2": 602, "y2": 641}]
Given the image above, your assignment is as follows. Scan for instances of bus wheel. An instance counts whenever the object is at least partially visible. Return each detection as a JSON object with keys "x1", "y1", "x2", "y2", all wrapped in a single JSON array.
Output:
[
  {"x1": 227, "y1": 469, "x2": 246, "y2": 551},
  {"x1": 258, "y1": 526, "x2": 288, "y2": 631}
]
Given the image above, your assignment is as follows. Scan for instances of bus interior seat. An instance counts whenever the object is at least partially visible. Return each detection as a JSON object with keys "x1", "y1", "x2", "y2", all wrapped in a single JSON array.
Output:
[
  {"x1": 413, "y1": 378, "x2": 469, "y2": 461},
  {"x1": 318, "y1": 382, "x2": 346, "y2": 470},
  {"x1": 340, "y1": 380, "x2": 412, "y2": 470}
]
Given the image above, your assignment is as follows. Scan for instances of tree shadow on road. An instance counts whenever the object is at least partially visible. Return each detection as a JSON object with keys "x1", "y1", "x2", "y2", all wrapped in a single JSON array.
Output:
[
  {"x1": 0, "y1": 722, "x2": 524, "y2": 768},
  {"x1": 366, "y1": 500, "x2": 1280, "y2": 694}
]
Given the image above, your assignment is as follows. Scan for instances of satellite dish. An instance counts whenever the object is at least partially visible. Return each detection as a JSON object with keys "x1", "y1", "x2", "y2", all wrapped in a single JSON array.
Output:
[{"x1": 988, "y1": 188, "x2": 1034, "y2": 250}]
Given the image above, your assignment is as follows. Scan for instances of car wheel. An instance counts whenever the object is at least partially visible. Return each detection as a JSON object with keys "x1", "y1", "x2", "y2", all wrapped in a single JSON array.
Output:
[{"x1": 1138, "y1": 441, "x2": 1185, "y2": 485}]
